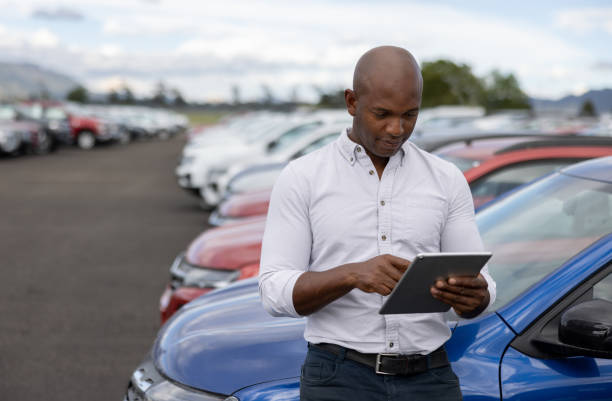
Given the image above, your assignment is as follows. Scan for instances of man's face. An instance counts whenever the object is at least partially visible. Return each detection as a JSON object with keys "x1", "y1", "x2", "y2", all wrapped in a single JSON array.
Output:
[{"x1": 346, "y1": 76, "x2": 421, "y2": 159}]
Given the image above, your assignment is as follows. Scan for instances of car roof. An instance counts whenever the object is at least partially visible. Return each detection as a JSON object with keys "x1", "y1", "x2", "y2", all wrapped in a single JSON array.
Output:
[
  {"x1": 434, "y1": 136, "x2": 546, "y2": 162},
  {"x1": 435, "y1": 134, "x2": 612, "y2": 163},
  {"x1": 495, "y1": 136, "x2": 612, "y2": 154},
  {"x1": 560, "y1": 156, "x2": 612, "y2": 184},
  {"x1": 415, "y1": 133, "x2": 557, "y2": 152}
]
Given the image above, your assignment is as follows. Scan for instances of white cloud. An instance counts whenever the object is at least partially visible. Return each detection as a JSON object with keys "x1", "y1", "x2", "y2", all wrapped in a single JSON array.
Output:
[
  {"x1": 555, "y1": 7, "x2": 612, "y2": 35},
  {"x1": 0, "y1": 1, "x2": 608, "y2": 101},
  {"x1": 99, "y1": 44, "x2": 123, "y2": 58},
  {"x1": 29, "y1": 28, "x2": 60, "y2": 48}
]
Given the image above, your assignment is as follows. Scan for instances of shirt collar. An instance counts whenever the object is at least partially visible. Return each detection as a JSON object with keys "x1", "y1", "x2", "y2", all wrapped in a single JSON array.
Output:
[{"x1": 337, "y1": 127, "x2": 407, "y2": 166}]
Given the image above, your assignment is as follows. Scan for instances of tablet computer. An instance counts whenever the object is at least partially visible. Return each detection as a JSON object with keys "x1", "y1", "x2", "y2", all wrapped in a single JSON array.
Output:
[{"x1": 379, "y1": 252, "x2": 492, "y2": 314}]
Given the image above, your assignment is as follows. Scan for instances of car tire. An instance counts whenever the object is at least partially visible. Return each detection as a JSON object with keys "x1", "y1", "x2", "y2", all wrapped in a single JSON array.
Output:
[
  {"x1": 77, "y1": 130, "x2": 96, "y2": 150},
  {"x1": 1, "y1": 131, "x2": 21, "y2": 154},
  {"x1": 33, "y1": 131, "x2": 52, "y2": 155},
  {"x1": 158, "y1": 130, "x2": 170, "y2": 140},
  {"x1": 118, "y1": 130, "x2": 131, "y2": 145}
]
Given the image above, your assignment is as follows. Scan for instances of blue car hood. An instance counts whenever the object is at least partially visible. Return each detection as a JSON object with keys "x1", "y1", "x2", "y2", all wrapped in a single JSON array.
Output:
[{"x1": 154, "y1": 279, "x2": 307, "y2": 395}]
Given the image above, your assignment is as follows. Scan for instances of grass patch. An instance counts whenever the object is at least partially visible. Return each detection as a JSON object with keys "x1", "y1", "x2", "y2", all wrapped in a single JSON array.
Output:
[{"x1": 183, "y1": 110, "x2": 230, "y2": 126}]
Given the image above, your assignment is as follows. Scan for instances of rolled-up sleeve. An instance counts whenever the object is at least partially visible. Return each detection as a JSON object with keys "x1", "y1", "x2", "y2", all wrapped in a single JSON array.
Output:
[
  {"x1": 441, "y1": 168, "x2": 497, "y2": 309},
  {"x1": 259, "y1": 163, "x2": 312, "y2": 318}
]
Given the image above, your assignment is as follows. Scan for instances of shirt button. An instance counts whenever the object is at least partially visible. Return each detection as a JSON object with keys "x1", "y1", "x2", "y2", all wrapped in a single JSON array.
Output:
[
  {"x1": 350, "y1": 157, "x2": 354, "y2": 162},
  {"x1": 380, "y1": 200, "x2": 385, "y2": 206},
  {"x1": 389, "y1": 342, "x2": 394, "y2": 347},
  {"x1": 381, "y1": 235, "x2": 387, "y2": 241},
  {"x1": 356, "y1": 146, "x2": 362, "y2": 152},
  {"x1": 369, "y1": 170, "x2": 374, "y2": 175}
]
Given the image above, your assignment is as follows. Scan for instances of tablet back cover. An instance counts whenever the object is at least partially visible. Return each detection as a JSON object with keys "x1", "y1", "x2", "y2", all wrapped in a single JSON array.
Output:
[{"x1": 379, "y1": 252, "x2": 491, "y2": 314}]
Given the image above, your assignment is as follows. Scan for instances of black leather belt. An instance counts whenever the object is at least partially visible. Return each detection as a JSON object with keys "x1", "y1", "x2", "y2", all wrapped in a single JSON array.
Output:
[{"x1": 310, "y1": 342, "x2": 449, "y2": 376}]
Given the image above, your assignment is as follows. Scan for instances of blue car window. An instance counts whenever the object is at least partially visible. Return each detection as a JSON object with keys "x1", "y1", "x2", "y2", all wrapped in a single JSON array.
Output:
[
  {"x1": 594, "y1": 272, "x2": 612, "y2": 303},
  {"x1": 470, "y1": 159, "x2": 578, "y2": 200},
  {"x1": 476, "y1": 174, "x2": 612, "y2": 311}
]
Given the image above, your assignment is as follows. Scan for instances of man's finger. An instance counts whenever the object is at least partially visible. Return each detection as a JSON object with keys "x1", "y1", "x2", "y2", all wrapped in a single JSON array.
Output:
[
  {"x1": 384, "y1": 254, "x2": 411, "y2": 271},
  {"x1": 431, "y1": 286, "x2": 481, "y2": 308},
  {"x1": 447, "y1": 274, "x2": 487, "y2": 289},
  {"x1": 435, "y1": 280, "x2": 478, "y2": 297},
  {"x1": 382, "y1": 263, "x2": 404, "y2": 282}
]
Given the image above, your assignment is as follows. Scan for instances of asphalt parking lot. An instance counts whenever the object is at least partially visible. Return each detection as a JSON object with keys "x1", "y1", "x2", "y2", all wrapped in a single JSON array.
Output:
[{"x1": 0, "y1": 137, "x2": 208, "y2": 401}]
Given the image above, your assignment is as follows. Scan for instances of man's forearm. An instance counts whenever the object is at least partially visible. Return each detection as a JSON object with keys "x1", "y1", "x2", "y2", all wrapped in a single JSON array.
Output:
[{"x1": 293, "y1": 264, "x2": 356, "y2": 316}]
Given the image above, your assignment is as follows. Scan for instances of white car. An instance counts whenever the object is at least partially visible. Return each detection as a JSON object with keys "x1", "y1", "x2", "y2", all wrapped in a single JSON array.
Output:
[
  {"x1": 175, "y1": 113, "x2": 298, "y2": 196},
  {"x1": 176, "y1": 110, "x2": 349, "y2": 206},
  {"x1": 206, "y1": 122, "x2": 348, "y2": 208}
]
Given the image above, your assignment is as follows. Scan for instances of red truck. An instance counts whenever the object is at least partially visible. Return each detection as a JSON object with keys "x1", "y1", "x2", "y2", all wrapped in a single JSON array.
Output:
[{"x1": 19, "y1": 102, "x2": 122, "y2": 149}]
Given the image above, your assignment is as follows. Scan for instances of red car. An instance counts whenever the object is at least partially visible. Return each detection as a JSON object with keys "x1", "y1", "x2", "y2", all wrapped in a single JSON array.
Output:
[
  {"x1": 438, "y1": 136, "x2": 612, "y2": 207},
  {"x1": 160, "y1": 135, "x2": 612, "y2": 322},
  {"x1": 19, "y1": 101, "x2": 120, "y2": 150},
  {"x1": 213, "y1": 135, "x2": 612, "y2": 222},
  {"x1": 159, "y1": 217, "x2": 265, "y2": 323}
]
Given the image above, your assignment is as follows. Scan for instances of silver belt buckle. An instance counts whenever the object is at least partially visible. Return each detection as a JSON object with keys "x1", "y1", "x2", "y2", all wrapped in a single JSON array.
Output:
[{"x1": 375, "y1": 353, "x2": 400, "y2": 375}]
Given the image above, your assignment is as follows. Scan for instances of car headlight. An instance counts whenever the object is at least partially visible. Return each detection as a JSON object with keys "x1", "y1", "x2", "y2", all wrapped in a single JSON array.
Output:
[
  {"x1": 126, "y1": 356, "x2": 238, "y2": 401},
  {"x1": 181, "y1": 156, "x2": 195, "y2": 166},
  {"x1": 143, "y1": 381, "x2": 237, "y2": 401},
  {"x1": 207, "y1": 168, "x2": 228, "y2": 184},
  {"x1": 170, "y1": 254, "x2": 240, "y2": 289}
]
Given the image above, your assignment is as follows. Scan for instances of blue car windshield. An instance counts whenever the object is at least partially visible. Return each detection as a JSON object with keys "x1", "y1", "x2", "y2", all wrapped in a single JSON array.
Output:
[{"x1": 476, "y1": 173, "x2": 612, "y2": 311}]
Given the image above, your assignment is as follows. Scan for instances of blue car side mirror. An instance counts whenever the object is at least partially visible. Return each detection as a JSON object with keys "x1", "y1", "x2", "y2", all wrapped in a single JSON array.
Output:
[{"x1": 559, "y1": 299, "x2": 612, "y2": 358}]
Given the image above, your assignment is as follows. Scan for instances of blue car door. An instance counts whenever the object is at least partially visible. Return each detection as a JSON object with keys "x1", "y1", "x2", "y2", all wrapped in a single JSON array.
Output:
[{"x1": 500, "y1": 265, "x2": 612, "y2": 401}]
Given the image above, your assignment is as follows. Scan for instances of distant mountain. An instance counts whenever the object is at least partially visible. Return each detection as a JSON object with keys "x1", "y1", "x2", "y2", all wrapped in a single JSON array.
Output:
[
  {"x1": 0, "y1": 62, "x2": 80, "y2": 101},
  {"x1": 531, "y1": 89, "x2": 612, "y2": 115}
]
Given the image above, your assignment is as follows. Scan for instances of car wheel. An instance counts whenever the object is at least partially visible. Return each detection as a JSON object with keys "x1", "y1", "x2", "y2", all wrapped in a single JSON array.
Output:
[
  {"x1": 77, "y1": 131, "x2": 96, "y2": 150},
  {"x1": 33, "y1": 131, "x2": 52, "y2": 155},
  {"x1": 158, "y1": 130, "x2": 170, "y2": 140},
  {"x1": 0, "y1": 131, "x2": 21, "y2": 154},
  {"x1": 118, "y1": 130, "x2": 131, "y2": 145}
]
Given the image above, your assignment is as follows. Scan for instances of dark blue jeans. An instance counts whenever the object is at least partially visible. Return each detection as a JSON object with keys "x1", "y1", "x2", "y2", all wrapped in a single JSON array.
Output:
[{"x1": 300, "y1": 344, "x2": 462, "y2": 401}]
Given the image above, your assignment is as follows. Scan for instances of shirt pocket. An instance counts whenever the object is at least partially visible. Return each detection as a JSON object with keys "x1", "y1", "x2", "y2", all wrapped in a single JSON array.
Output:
[{"x1": 395, "y1": 198, "x2": 446, "y2": 251}]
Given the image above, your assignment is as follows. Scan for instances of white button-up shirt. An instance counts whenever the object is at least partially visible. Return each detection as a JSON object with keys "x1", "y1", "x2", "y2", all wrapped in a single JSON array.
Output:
[{"x1": 259, "y1": 129, "x2": 496, "y2": 355}]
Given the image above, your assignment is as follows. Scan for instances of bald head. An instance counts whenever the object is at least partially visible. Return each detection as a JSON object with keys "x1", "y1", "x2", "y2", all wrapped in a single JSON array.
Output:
[{"x1": 353, "y1": 46, "x2": 422, "y2": 99}]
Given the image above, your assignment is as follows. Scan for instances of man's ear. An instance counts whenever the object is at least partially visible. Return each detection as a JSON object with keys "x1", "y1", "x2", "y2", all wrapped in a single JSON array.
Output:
[{"x1": 345, "y1": 89, "x2": 357, "y2": 116}]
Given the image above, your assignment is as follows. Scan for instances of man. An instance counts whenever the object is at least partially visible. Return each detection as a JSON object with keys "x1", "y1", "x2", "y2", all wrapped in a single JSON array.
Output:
[{"x1": 259, "y1": 46, "x2": 496, "y2": 401}]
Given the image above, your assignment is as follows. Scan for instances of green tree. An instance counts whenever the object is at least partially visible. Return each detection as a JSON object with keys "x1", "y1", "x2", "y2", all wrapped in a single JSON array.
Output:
[
  {"x1": 66, "y1": 85, "x2": 88, "y2": 103},
  {"x1": 421, "y1": 60, "x2": 485, "y2": 108},
  {"x1": 315, "y1": 86, "x2": 346, "y2": 108},
  {"x1": 231, "y1": 84, "x2": 241, "y2": 105},
  {"x1": 260, "y1": 84, "x2": 274, "y2": 104},
  {"x1": 107, "y1": 89, "x2": 119, "y2": 104},
  {"x1": 121, "y1": 85, "x2": 135, "y2": 104},
  {"x1": 152, "y1": 81, "x2": 168, "y2": 105},
  {"x1": 481, "y1": 70, "x2": 531, "y2": 112},
  {"x1": 578, "y1": 99, "x2": 597, "y2": 117},
  {"x1": 171, "y1": 88, "x2": 187, "y2": 106}
]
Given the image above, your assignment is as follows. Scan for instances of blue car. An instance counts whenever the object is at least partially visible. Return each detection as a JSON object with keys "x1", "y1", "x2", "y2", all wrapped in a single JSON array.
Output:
[{"x1": 125, "y1": 157, "x2": 612, "y2": 401}]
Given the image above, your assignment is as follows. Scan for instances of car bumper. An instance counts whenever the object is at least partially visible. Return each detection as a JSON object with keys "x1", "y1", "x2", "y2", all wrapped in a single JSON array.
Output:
[
  {"x1": 201, "y1": 184, "x2": 222, "y2": 208},
  {"x1": 208, "y1": 210, "x2": 262, "y2": 227},
  {"x1": 176, "y1": 174, "x2": 202, "y2": 196}
]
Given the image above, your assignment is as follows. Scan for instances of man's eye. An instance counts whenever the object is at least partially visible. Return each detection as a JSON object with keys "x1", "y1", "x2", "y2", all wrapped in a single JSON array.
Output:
[{"x1": 374, "y1": 111, "x2": 387, "y2": 118}]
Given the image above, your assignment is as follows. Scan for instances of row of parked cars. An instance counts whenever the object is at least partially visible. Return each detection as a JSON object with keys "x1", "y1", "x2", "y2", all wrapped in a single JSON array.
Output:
[
  {"x1": 0, "y1": 101, "x2": 188, "y2": 156},
  {"x1": 125, "y1": 109, "x2": 612, "y2": 401}
]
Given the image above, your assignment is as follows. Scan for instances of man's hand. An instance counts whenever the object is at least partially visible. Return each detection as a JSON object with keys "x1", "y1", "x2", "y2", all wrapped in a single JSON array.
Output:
[
  {"x1": 430, "y1": 274, "x2": 489, "y2": 318},
  {"x1": 349, "y1": 254, "x2": 411, "y2": 295},
  {"x1": 292, "y1": 254, "x2": 410, "y2": 316}
]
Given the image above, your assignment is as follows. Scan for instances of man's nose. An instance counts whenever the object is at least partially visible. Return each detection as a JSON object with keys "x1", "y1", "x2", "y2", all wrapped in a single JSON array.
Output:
[{"x1": 386, "y1": 118, "x2": 404, "y2": 137}]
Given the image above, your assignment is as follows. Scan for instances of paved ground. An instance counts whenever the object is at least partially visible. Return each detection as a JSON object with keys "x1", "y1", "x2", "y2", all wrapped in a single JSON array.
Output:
[{"x1": 0, "y1": 136, "x2": 209, "y2": 401}]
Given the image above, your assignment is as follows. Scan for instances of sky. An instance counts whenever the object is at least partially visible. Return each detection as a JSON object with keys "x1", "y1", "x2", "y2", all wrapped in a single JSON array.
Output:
[{"x1": 0, "y1": 0, "x2": 611, "y2": 102}]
